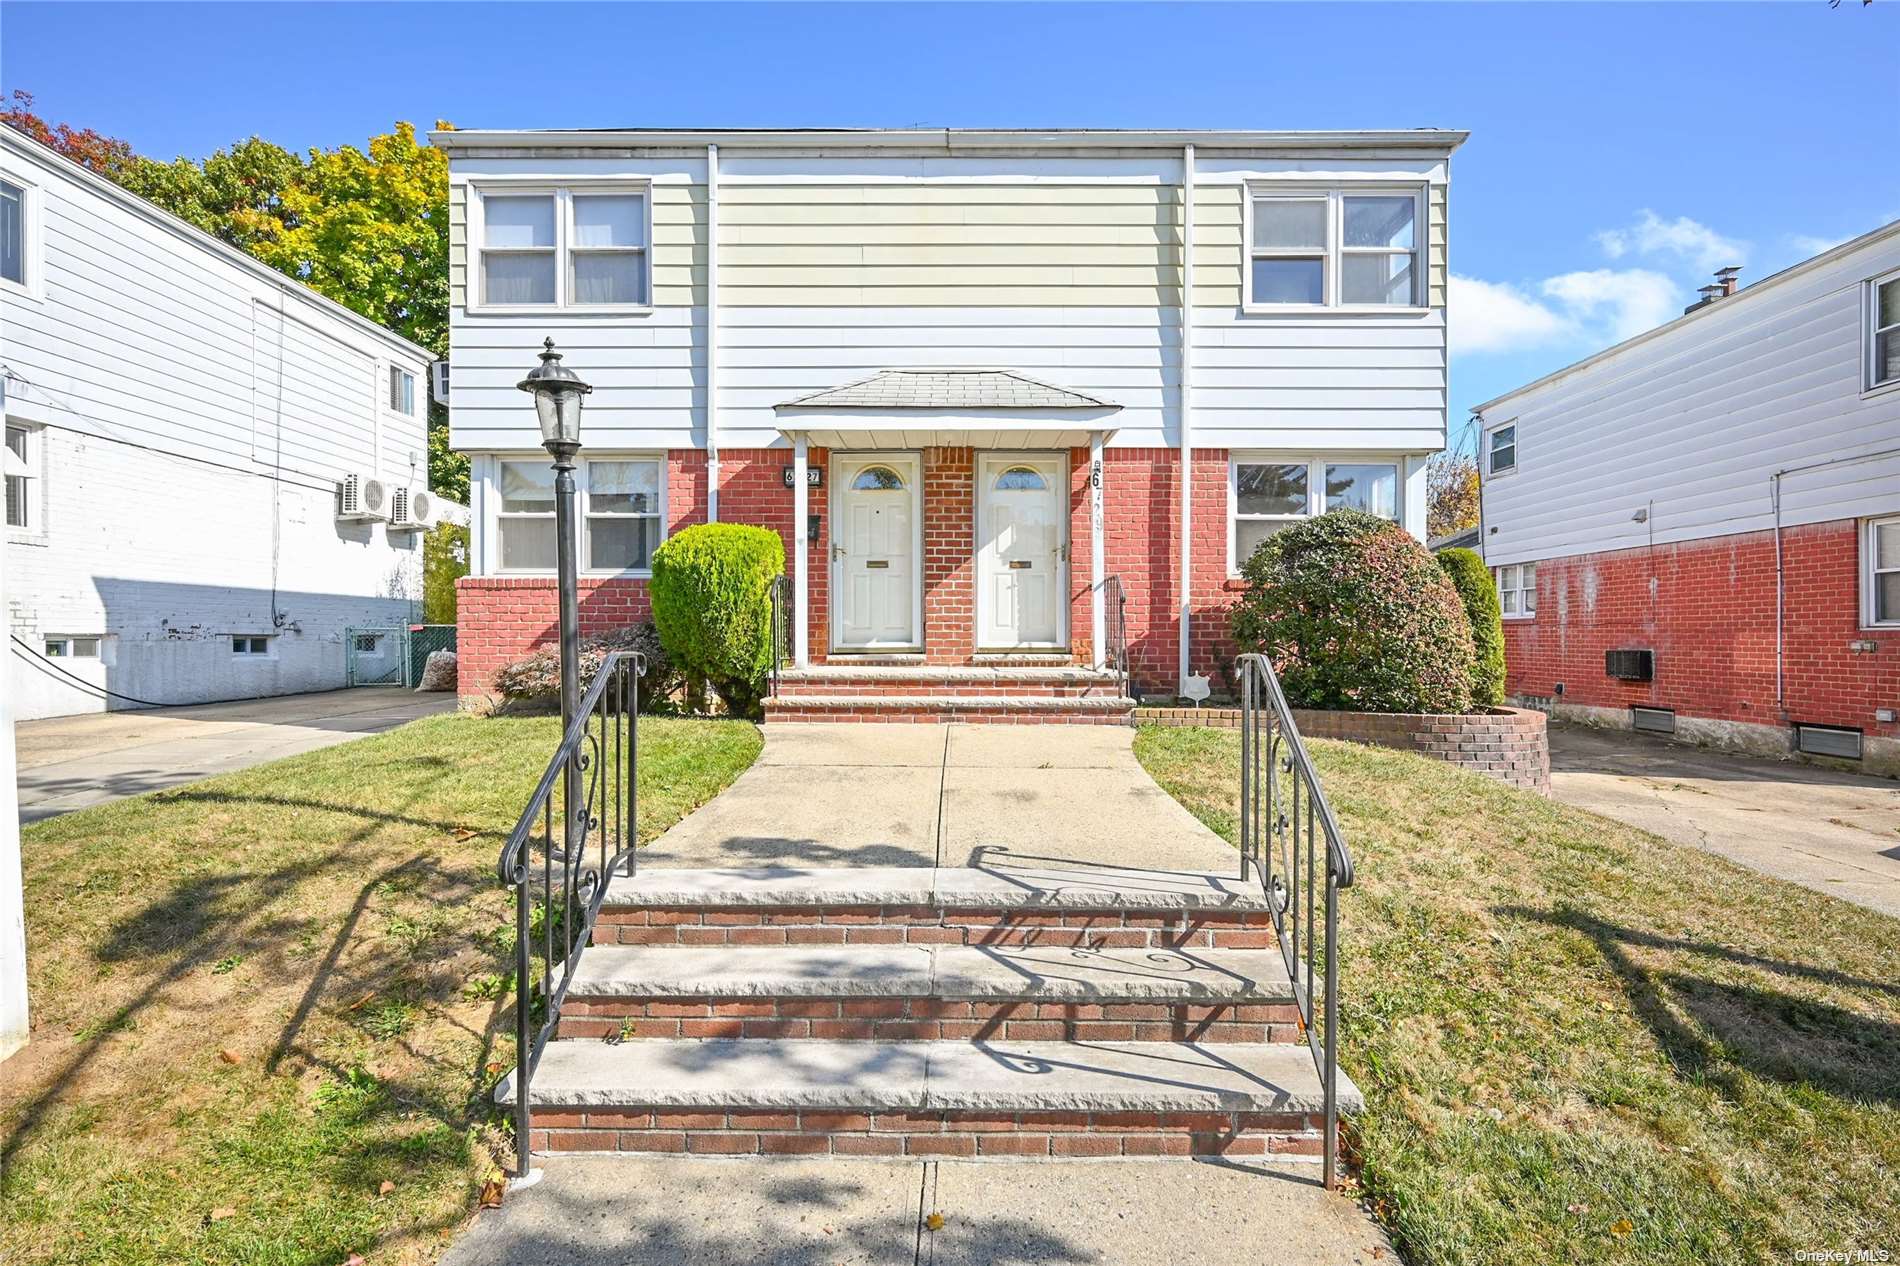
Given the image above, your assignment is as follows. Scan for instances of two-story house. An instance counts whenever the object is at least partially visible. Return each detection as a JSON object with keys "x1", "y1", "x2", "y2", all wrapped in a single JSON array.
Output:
[
  {"x1": 1475, "y1": 222, "x2": 1900, "y2": 774},
  {"x1": 437, "y1": 127, "x2": 1464, "y2": 720},
  {"x1": 2, "y1": 127, "x2": 442, "y2": 720}
]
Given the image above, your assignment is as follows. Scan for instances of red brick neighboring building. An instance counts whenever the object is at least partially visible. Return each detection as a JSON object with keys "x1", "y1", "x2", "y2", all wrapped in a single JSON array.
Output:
[{"x1": 1475, "y1": 223, "x2": 1900, "y2": 775}]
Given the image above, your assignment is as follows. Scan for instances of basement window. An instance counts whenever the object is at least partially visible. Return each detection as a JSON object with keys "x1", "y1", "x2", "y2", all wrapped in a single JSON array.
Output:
[
  {"x1": 1794, "y1": 724, "x2": 1863, "y2": 761},
  {"x1": 232, "y1": 635, "x2": 272, "y2": 656}
]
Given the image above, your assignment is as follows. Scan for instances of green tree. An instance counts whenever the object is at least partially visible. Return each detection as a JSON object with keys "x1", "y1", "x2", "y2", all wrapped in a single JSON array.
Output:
[
  {"x1": 1436, "y1": 546, "x2": 1507, "y2": 707},
  {"x1": 117, "y1": 137, "x2": 305, "y2": 255},
  {"x1": 1, "y1": 89, "x2": 137, "y2": 176},
  {"x1": 1427, "y1": 453, "x2": 1481, "y2": 540}
]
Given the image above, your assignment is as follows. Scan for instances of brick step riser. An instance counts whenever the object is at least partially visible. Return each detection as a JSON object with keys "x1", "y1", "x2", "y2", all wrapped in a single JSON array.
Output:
[
  {"x1": 772, "y1": 684, "x2": 1119, "y2": 699},
  {"x1": 594, "y1": 907, "x2": 1279, "y2": 951},
  {"x1": 763, "y1": 706, "x2": 1134, "y2": 724},
  {"x1": 528, "y1": 1107, "x2": 1326, "y2": 1160},
  {"x1": 556, "y1": 997, "x2": 1302, "y2": 1043}
]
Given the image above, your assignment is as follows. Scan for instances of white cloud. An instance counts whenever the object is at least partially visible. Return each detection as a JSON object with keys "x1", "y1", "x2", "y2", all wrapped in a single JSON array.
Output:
[
  {"x1": 1450, "y1": 268, "x2": 1683, "y2": 359},
  {"x1": 1447, "y1": 275, "x2": 1568, "y2": 356},
  {"x1": 1541, "y1": 268, "x2": 1683, "y2": 342},
  {"x1": 1788, "y1": 233, "x2": 1849, "y2": 258},
  {"x1": 1595, "y1": 210, "x2": 1748, "y2": 273}
]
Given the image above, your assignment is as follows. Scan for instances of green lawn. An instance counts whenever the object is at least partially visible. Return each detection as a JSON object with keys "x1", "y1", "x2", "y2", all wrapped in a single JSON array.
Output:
[
  {"x1": 0, "y1": 713, "x2": 762, "y2": 1266},
  {"x1": 1134, "y1": 725, "x2": 1900, "y2": 1266}
]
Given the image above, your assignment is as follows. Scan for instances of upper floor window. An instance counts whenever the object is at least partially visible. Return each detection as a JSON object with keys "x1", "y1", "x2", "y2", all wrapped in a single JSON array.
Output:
[
  {"x1": 1230, "y1": 455, "x2": 1400, "y2": 571},
  {"x1": 388, "y1": 366, "x2": 416, "y2": 415},
  {"x1": 1866, "y1": 515, "x2": 1900, "y2": 628},
  {"x1": 1246, "y1": 187, "x2": 1422, "y2": 311},
  {"x1": 0, "y1": 178, "x2": 24, "y2": 288},
  {"x1": 1870, "y1": 271, "x2": 1900, "y2": 393},
  {"x1": 476, "y1": 186, "x2": 649, "y2": 310},
  {"x1": 1488, "y1": 424, "x2": 1517, "y2": 476},
  {"x1": 5, "y1": 422, "x2": 36, "y2": 530}
]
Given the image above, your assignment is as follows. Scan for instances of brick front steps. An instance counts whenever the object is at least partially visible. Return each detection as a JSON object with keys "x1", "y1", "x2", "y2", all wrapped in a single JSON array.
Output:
[
  {"x1": 765, "y1": 665, "x2": 1136, "y2": 724},
  {"x1": 508, "y1": 864, "x2": 1354, "y2": 1163},
  {"x1": 500, "y1": 1039, "x2": 1351, "y2": 1159},
  {"x1": 555, "y1": 943, "x2": 1300, "y2": 1042}
]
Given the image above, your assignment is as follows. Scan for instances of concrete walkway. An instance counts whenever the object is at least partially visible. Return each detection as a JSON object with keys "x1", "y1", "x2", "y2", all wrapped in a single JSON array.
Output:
[
  {"x1": 15, "y1": 688, "x2": 456, "y2": 823},
  {"x1": 1549, "y1": 722, "x2": 1900, "y2": 920},
  {"x1": 442, "y1": 1156, "x2": 1395, "y2": 1266},
  {"x1": 641, "y1": 723, "x2": 1238, "y2": 872}
]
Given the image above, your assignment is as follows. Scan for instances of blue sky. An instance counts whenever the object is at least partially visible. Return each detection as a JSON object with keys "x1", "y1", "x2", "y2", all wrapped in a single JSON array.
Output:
[{"x1": 3, "y1": 1, "x2": 1895, "y2": 456}]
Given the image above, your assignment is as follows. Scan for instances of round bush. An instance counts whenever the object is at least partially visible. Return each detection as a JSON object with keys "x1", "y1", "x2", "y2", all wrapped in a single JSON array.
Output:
[
  {"x1": 1230, "y1": 510, "x2": 1477, "y2": 714},
  {"x1": 1436, "y1": 546, "x2": 1507, "y2": 707},
  {"x1": 649, "y1": 523, "x2": 786, "y2": 718},
  {"x1": 491, "y1": 623, "x2": 676, "y2": 714}
]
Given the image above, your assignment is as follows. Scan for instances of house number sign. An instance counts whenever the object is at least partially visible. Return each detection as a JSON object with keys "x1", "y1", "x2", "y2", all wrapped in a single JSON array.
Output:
[{"x1": 782, "y1": 467, "x2": 824, "y2": 489}]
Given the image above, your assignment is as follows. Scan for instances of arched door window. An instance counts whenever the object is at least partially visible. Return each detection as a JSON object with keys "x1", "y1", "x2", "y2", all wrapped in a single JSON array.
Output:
[
  {"x1": 993, "y1": 466, "x2": 1048, "y2": 491},
  {"x1": 851, "y1": 465, "x2": 906, "y2": 491}
]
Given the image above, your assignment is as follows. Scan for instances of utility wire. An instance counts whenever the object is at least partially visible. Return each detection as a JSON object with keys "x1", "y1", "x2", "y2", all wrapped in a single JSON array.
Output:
[{"x1": 9, "y1": 634, "x2": 283, "y2": 710}]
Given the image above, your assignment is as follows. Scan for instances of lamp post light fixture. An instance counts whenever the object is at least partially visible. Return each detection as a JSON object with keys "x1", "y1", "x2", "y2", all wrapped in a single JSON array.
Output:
[{"x1": 517, "y1": 338, "x2": 592, "y2": 739}]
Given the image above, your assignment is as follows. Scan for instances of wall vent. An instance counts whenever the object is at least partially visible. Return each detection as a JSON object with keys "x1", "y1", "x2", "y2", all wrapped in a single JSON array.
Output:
[
  {"x1": 1605, "y1": 649, "x2": 1654, "y2": 681},
  {"x1": 1631, "y1": 707, "x2": 1676, "y2": 735},
  {"x1": 1794, "y1": 724, "x2": 1863, "y2": 760}
]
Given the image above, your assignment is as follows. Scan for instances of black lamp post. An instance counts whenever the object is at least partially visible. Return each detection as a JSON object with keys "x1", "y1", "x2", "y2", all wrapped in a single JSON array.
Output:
[{"x1": 517, "y1": 337, "x2": 593, "y2": 739}]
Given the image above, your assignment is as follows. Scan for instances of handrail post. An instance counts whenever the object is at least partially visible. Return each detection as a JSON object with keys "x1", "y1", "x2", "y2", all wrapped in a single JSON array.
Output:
[
  {"x1": 1323, "y1": 869, "x2": 1340, "y2": 1191},
  {"x1": 511, "y1": 863, "x2": 532, "y2": 1180}
]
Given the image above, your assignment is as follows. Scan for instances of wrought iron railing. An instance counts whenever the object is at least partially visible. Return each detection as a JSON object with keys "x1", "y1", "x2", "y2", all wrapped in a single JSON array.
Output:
[
  {"x1": 1236, "y1": 652, "x2": 1354, "y2": 1189},
  {"x1": 496, "y1": 650, "x2": 643, "y2": 1179},
  {"x1": 767, "y1": 572, "x2": 792, "y2": 698},
  {"x1": 1103, "y1": 574, "x2": 1132, "y2": 702}
]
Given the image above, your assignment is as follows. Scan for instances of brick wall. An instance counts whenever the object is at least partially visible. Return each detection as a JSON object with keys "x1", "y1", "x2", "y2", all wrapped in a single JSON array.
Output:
[
  {"x1": 1502, "y1": 520, "x2": 1898, "y2": 753},
  {"x1": 460, "y1": 444, "x2": 1268, "y2": 700}
]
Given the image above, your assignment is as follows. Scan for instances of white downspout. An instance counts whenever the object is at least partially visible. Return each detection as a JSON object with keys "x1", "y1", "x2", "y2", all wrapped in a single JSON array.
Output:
[
  {"x1": 705, "y1": 143, "x2": 720, "y2": 522},
  {"x1": 1090, "y1": 430, "x2": 1106, "y2": 669},
  {"x1": 793, "y1": 432, "x2": 810, "y2": 667},
  {"x1": 1177, "y1": 144, "x2": 1196, "y2": 693}
]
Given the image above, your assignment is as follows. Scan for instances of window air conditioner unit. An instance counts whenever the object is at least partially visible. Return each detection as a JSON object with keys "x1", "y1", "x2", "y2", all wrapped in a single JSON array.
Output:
[
  {"x1": 430, "y1": 360, "x2": 450, "y2": 407},
  {"x1": 1605, "y1": 648, "x2": 1654, "y2": 681},
  {"x1": 388, "y1": 485, "x2": 436, "y2": 531},
  {"x1": 338, "y1": 473, "x2": 392, "y2": 521}
]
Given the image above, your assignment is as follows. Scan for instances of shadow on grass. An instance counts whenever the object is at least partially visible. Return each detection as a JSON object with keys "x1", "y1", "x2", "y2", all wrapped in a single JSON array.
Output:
[{"x1": 1497, "y1": 905, "x2": 1900, "y2": 1107}]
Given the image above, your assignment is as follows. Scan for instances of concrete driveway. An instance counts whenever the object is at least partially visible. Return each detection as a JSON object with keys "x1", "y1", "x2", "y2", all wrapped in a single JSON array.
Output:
[
  {"x1": 1549, "y1": 722, "x2": 1900, "y2": 920},
  {"x1": 14, "y1": 688, "x2": 456, "y2": 824}
]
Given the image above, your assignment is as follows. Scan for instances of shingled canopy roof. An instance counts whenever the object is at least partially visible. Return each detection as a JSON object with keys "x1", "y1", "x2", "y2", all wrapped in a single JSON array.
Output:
[{"x1": 776, "y1": 369, "x2": 1117, "y2": 412}]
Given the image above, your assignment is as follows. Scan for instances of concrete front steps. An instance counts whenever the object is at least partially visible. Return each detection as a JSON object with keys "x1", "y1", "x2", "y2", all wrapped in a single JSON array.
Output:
[
  {"x1": 764, "y1": 665, "x2": 1135, "y2": 724},
  {"x1": 503, "y1": 865, "x2": 1359, "y2": 1162}
]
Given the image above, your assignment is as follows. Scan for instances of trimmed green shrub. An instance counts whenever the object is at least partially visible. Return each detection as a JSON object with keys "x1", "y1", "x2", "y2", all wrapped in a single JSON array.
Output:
[
  {"x1": 1230, "y1": 509, "x2": 1477, "y2": 714},
  {"x1": 648, "y1": 523, "x2": 786, "y2": 718},
  {"x1": 1437, "y1": 546, "x2": 1507, "y2": 707},
  {"x1": 491, "y1": 623, "x2": 676, "y2": 714}
]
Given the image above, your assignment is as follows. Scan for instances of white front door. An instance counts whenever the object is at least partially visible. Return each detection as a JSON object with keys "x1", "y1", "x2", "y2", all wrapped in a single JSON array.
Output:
[
  {"x1": 831, "y1": 454, "x2": 920, "y2": 650},
  {"x1": 977, "y1": 453, "x2": 1068, "y2": 649}
]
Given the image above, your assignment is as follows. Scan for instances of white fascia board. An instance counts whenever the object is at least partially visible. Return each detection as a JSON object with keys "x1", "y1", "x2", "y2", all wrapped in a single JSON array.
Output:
[
  {"x1": 1474, "y1": 218, "x2": 1900, "y2": 416},
  {"x1": 431, "y1": 128, "x2": 1469, "y2": 155},
  {"x1": 0, "y1": 129, "x2": 435, "y2": 365}
]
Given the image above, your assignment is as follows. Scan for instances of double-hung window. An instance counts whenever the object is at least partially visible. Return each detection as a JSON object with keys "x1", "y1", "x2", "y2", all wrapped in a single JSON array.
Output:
[
  {"x1": 388, "y1": 365, "x2": 416, "y2": 416},
  {"x1": 1230, "y1": 456, "x2": 1401, "y2": 570},
  {"x1": 1246, "y1": 187, "x2": 1423, "y2": 310},
  {"x1": 1866, "y1": 515, "x2": 1900, "y2": 627},
  {"x1": 0, "y1": 177, "x2": 25, "y2": 289},
  {"x1": 477, "y1": 186, "x2": 649, "y2": 309},
  {"x1": 5, "y1": 422, "x2": 35, "y2": 531},
  {"x1": 1496, "y1": 564, "x2": 1537, "y2": 619},
  {"x1": 1488, "y1": 424, "x2": 1517, "y2": 476},
  {"x1": 495, "y1": 457, "x2": 665, "y2": 574},
  {"x1": 1870, "y1": 271, "x2": 1900, "y2": 393}
]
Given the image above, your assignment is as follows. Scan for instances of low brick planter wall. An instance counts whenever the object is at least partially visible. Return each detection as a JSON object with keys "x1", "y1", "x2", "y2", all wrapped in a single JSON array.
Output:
[{"x1": 1135, "y1": 704, "x2": 1551, "y2": 794}]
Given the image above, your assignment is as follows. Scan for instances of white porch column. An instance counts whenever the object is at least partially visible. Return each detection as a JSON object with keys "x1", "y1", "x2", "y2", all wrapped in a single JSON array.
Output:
[
  {"x1": 1177, "y1": 143, "x2": 1197, "y2": 693},
  {"x1": 792, "y1": 432, "x2": 810, "y2": 667},
  {"x1": 1089, "y1": 431, "x2": 1106, "y2": 669},
  {"x1": 705, "y1": 142, "x2": 721, "y2": 522}
]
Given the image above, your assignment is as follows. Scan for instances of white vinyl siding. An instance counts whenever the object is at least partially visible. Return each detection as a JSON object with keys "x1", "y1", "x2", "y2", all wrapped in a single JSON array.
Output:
[
  {"x1": 1867, "y1": 515, "x2": 1900, "y2": 627},
  {"x1": 1229, "y1": 454, "x2": 1400, "y2": 572},
  {"x1": 1871, "y1": 271, "x2": 1900, "y2": 393},
  {"x1": 474, "y1": 185, "x2": 651, "y2": 312},
  {"x1": 1479, "y1": 228, "x2": 1900, "y2": 566},
  {"x1": 1495, "y1": 563, "x2": 1537, "y2": 619}
]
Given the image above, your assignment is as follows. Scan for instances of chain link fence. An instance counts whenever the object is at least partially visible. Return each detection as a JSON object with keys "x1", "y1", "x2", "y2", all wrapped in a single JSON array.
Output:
[{"x1": 343, "y1": 624, "x2": 458, "y2": 688}]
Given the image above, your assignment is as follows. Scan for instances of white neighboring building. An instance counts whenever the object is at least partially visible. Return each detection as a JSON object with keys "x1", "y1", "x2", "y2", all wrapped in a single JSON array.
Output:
[{"x1": 2, "y1": 127, "x2": 441, "y2": 720}]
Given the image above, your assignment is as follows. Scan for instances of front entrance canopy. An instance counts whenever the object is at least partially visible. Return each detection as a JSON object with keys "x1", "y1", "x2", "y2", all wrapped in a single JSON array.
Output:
[
  {"x1": 771, "y1": 370, "x2": 1122, "y2": 668},
  {"x1": 774, "y1": 369, "x2": 1120, "y2": 449}
]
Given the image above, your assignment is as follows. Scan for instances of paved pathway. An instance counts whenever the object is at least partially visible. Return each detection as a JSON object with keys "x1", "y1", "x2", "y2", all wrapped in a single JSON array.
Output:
[
  {"x1": 442, "y1": 1156, "x2": 1395, "y2": 1266},
  {"x1": 642, "y1": 723, "x2": 1237, "y2": 872},
  {"x1": 1549, "y1": 722, "x2": 1900, "y2": 920},
  {"x1": 15, "y1": 688, "x2": 456, "y2": 823}
]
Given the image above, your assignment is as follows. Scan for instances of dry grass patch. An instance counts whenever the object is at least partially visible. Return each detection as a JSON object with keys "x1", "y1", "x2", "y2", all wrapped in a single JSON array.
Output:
[
  {"x1": 1135, "y1": 724, "x2": 1900, "y2": 1266},
  {"x1": 0, "y1": 713, "x2": 761, "y2": 1265}
]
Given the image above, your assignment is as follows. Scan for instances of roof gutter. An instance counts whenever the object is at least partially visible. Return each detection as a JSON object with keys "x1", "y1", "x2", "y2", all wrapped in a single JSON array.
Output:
[{"x1": 429, "y1": 128, "x2": 1468, "y2": 153}]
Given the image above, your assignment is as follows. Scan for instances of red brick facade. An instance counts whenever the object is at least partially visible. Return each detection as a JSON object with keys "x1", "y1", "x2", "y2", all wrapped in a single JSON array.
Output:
[
  {"x1": 1501, "y1": 520, "x2": 1898, "y2": 754},
  {"x1": 458, "y1": 446, "x2": 1251, "y2": 701}
]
